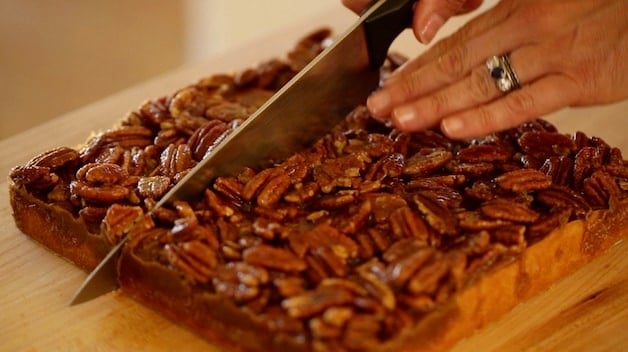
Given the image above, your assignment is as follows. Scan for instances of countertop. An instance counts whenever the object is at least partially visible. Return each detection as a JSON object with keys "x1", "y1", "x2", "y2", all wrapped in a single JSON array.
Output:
[{"x1": 1, "y1": 7, "x2": 627, "y2": 352}]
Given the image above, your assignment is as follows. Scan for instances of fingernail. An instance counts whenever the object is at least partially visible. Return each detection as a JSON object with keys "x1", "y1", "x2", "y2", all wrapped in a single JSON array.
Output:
[
  {"x1": 392, "y1": 106, "x2": 417, "y2": 130},
  {"x1": 383, "y1": 72, "x2": 401, "y2": 86},
  {"x1": 367, "y1": 90, "x2": 391, "y2": 115},
  {"x1": 419, "y1": 14, "x2": 444, "y2": 44},
  {"x1": 442, "y1": 117, "x2": 464, "y2": 137}
]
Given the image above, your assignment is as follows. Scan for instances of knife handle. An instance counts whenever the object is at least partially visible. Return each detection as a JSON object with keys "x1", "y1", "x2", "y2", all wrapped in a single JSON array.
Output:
[{"x1": 363, "y1": 0, "x2": 416, "y2": 70}]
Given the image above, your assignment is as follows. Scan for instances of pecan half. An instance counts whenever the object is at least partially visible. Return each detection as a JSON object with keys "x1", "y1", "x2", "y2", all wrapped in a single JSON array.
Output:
[
  {"x1": 102, "y1": 204, "x2": 143, "y2": 245},
  {"x1": 70, "y1": 181, "x2": 130, "y2": 204},
  {"x1": 137, "y1": 176, "x2": 171, "y2": 199},
  {"x1": 77, "y1": 163, "x2": 128, "y2": 185},
  {"x1": 213, "y1": 262, "x2": 268, "y2": 301},
  {"x1": 188, "y1": 120, "x2": 229, "y2": 161},
  {"x1": 385, "y1": 245, "x2": 434, "y2": 289},
  {"x1": 412, "y1": 193, "x2": 457, "y2": 236},
  {"x1": 582, "y1": 170, "x2": 622, "y2": 207},
  {"x1": 389, "y1": 206, "x2": 430, "y2": 243},
  {"x1": 281, "y1": 286, "x2": 355, "y2": 319},
  {"x1": 457, "y1": 144, "x2": 513, "y2": 163},
  {"x1": 243, "y1": 245, "x2": 307, "y2": 272},
  {"x1": 402, "y1": 148, "x2": 452, "y2": 176},
  {"x1": 495, "y1": 169, "x2": 552, "y2": 192},
  {"x1": 480, "y1": 199, "x2": 540, "y2": 223},
  {"x1": 26, "y1": 146, "x2": 79, "y2": 169},
  {"x1": 518, "y1": 131, "x2": 577, "y2": 159},
  {"x1": 160, "y1": 144, "x2": 193, "y2": 179},
  {"x1": 9, "y1": 165, "x2": 58, "y2": 189},
  {"x1": 540, "y1": 156, "x2": 573, "y2": 186},
  {"x1": 536, "y1": 185, "x2": 591, "y2": 217}
]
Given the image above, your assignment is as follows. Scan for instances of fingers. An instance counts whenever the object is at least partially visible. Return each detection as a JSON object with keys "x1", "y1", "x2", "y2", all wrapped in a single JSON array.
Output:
[
  {"x1": 460, "y1": 0, "x2": 484, "y2": 13},
  {"x1": 385, "y1": 0, "x2": 514, "y2": 83},
  {"x1": 343, "y1": 0, "x2": 487, "y2": 44},
  {"x1": 368, "y1": 7, "x2": 534, "y2": 120},
  {"x1": 365, "y1": 0, "x2": 628, "y2": 140},
  {"x1": 385, "y1": 43, "x2": 552, "y2": 131},
  {"x1": 413, "y1": 0, "x2": 485, "y2": 44},
  {"x1": 440, "y1": 75, "x2": 577, "y2": 139},
  {"x1": 387, "y1": 62, "x2": 503, "y2": 131}
]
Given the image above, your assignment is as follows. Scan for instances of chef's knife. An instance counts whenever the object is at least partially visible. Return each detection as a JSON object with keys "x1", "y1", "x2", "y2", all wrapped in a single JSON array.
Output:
[{"x1": 69, "y1": 0, "x2": 415, "y2": 305}]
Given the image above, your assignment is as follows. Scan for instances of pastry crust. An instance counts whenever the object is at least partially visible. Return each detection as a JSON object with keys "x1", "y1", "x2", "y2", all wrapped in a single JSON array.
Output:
[{"x1": 9, "y1": 182, "x2": 109, "y2": 270}]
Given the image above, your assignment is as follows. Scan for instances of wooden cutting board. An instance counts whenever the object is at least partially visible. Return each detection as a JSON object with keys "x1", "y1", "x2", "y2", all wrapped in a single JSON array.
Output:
[{"x1": 1, "y1": 5, "x2": 627, "y2": 351}]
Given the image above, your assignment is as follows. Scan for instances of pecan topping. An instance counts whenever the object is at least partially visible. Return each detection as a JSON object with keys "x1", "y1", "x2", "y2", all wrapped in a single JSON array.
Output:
[
  {"x1": 212, "y1": 262, "x2": 268, "y2": 301},
  {"x1": 10, "y1": 165, "x2": 58, "y2": 189},
  {"x1": 80, "y1": 126, "x2": 154, "y2": 162},
  {"x1": 582, "y1": 170, "x2": 622, "y2": 207},
  {"x1": 518, "y1": 131, "x2": 577, "y2": 159},
  {"x1": 70, "y1": 181, "x2": 130, "y2": 204},
  {"x1": 480, "y1": 199, "x2": 540, "y2": 223},
  {"x1": 256, "y1": 172, "x2": 292, "y2": 208},
  {"x1": 496, "y1": 169, "x2": 552, "y2": 192},
  {"x1": 165, "y1": 241, "x2": 216, "y2": 284},
  {"x1": 536, "y1": 185, "x2": 591, "y2": 217},
  {"x1": 139, "y1": 99, "x2": 170, "y2": 126},
  {"x1": 403, "y1": 148, "x2": 452, "y2": 176},
  {"x1": 205, "y1": 101, "x2": 250, "y2": 122},
  {"x1": 169, "y1": 86, "x2": 212, "y2": 119},
  {"x1": 137, "y1": 176, "x2": 170, "y2": 199},
  {"x1": 540, "y1": 156, "x2": 573, "y2": 186},
  {"x1": 407, "y1": 253, "x2": 450, "y2": 295},
  {"x1": 457, "y1": 211, "x2": 510, "y2": 231},
  {"x1": 243, "y1": 245, "x2": 307, "y2": 272},
  {"x1": 385, "y1": 245, "x2": 434, "y2": 289},
  {"x1": 188, "y1": 120, "x2": 229, "y2": 161},
  {"x1": 389, "y1": 206, "x2": 429, "y2": 243},
  {"x1": 528, "y1": 207, "x2": 572, "y2": 238},
  {"x1": 457, "y1": 144, "x2": 513, "y2": 163},
  {"x1": 77, "y1": 163, "x2": 128, "y2": 185},
  {"x1": 160, "y1": 144, "x2": 193, "y2": 179},
  {"x1": 282, "y1": 286, "x2": 355, "y2": 319},
  {"x1": 26, "y1": 146, "x2": 80, "y2": 169},
  {"x1": 102, "y1": 204, "x2": 143, "y2": 245},
  {"x1": 574, "y1": 146, "x2": 606, "y2": 189},
  {"x1": 412, "y1": 193, "x2": 457, "y2": 236}
]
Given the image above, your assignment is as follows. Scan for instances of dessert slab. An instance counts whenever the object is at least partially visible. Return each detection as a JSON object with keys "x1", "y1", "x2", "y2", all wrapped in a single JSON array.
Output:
[{"x1": 1, "y1": 6, "x2": 628, "y2": 352}]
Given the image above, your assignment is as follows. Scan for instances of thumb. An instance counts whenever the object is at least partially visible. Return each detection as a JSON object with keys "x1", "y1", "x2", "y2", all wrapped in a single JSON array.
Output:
[{"x1": 413, "y1": 0, "x2": 484, "y2": 44}]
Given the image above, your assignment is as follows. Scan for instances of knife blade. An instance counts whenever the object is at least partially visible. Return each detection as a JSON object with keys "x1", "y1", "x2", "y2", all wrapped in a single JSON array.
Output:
[{"x1": 69, "y1": 0, "x2": 415, "y2": 306}]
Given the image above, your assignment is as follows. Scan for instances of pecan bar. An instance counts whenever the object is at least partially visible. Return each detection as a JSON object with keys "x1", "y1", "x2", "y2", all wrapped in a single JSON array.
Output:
[{"x1": 8, "y1": 28, "x2": 628, "y2": 352}]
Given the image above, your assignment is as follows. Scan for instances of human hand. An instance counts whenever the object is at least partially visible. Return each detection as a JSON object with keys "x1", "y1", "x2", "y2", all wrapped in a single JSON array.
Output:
[
  {"x1": 365, "y1": 0, "x2": 628, "y2": 139},
  {"x1": 342, "y1": 0, "x2": 483, "y2": 43}
]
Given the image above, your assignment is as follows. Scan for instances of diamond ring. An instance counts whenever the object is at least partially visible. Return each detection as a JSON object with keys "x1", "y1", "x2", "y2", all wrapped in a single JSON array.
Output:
[{"x1": 486, "y1": 55, "x2": 520, "y2": 93}]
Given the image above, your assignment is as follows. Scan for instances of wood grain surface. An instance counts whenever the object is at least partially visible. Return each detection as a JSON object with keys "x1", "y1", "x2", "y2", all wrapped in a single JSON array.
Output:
[{"x1": 1, "y1": 5, "x2": 627, "y2": 352}]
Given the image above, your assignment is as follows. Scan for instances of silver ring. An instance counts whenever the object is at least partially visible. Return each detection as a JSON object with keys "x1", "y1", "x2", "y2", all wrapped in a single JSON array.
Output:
[{"x1": 486, "y1": 55, "x2": 520, "y2": 93}]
